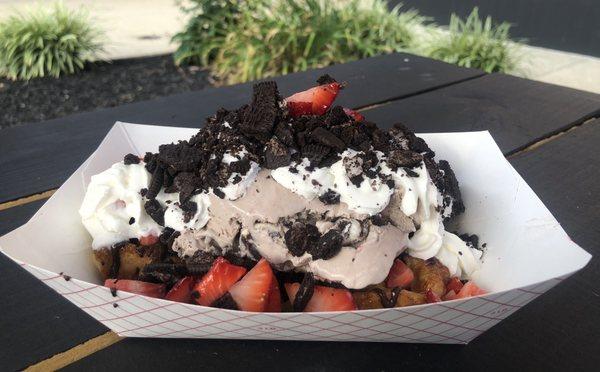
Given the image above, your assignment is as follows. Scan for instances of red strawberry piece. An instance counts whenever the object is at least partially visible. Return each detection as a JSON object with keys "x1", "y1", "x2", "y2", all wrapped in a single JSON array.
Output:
[
  {"x1": 285, "y1": 82, "x2": 342, "y2": 117},
  {"x1": 342, "y1": 107, "x2": 365, "y2": 122},
  {"x1": 228, "y1": 258, "x2": 274, "y2": 312},
  {"x1": 165, "y1": 276, "x2": 195, "y2": 303},
  {"x1": 140, "y1": 234, "x2": 159, "y2": 246},
  {"x1": 192, "y1": 257, "x2": 247, "y2": 307},
  {"x1": 443, "y1": 290, "x2": 458, "y2": 301},
  {"x1": 455, "y1": 281, "x2": 486, "y2": 299},
  {"x1": 446, "y1": 277, "x2": 464, "y2": 294},
  {"x1": 385, "y1": 259, "x2": 414, "y2": 289},
  {"x1": 265, "y1": 277, "x2": 282, "y2": 312},
  {"x1": 426, "y1": 289, "x2": 442, "y2": 303},
  {"x1": 104, "y1": 279, "x2": 166, "y2": 298},
  {"x1": 285, "y1": 283, "x2": 356, "y2": 312}
]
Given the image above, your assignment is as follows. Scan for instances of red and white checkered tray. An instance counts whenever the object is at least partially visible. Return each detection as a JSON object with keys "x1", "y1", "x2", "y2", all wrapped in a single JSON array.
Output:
[{"x1": 0, "y1": 123, "x2": 591, "y2": 344}]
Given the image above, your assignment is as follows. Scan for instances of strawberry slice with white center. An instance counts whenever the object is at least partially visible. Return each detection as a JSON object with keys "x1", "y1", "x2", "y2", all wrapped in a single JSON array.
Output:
[
  {"x1": 342, "y1": 107, "x2": 365, "y2": 122},
  {"x1": 192, "y1": 257, "x2": 247, "y2": 307},
  {"x1": 165, "y1": 276, "x2": 195, "y2": 303},
  {"x1": 228, "y1": 258, "x2": 274, "y2": 312},
  {"x1": 285, "y1": 82, "x2": 342, "y2": 117},
  {"x1": 265, "y1": 277, "x2": 282, "y2": 312},
  {"x1": 444, "y1": 281, "x2": 485, "y2": 300},
  {"x1": 285, "y1": 283, "x2": 356, "y2": 312},
  {"x1": 104, "y1": 279, "x2": 166, "y2": 298},
  {"x1": 385, "y1": 259, "x2": 414, "y2": 289}
]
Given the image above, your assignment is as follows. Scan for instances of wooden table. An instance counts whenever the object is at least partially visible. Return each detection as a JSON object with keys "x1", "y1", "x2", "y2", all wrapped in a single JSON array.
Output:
[{"x1": 1, "y1": 53, "x2": 598, "y2": 371}]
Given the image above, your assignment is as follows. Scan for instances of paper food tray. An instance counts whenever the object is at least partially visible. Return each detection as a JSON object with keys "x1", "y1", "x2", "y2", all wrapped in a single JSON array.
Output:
[{"x1": 0, "y1": 122, "x2": 591, "y2": 344}]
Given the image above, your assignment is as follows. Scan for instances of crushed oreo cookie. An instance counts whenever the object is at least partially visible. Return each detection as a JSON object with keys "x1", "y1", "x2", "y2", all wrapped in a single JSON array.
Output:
[
  {"x1": 144, "y1": 199, "x2": 165, "y2": 226},
  {"x1": 318, "y1": 189, "x2": 340, "y2": 205},
  {"x1": 284, "y1": 222, "x2": 321, "y2": 257},
  {"x1": 310, "y1": 230, "x2": 343, "y2": 260},
  {"x1": 123, "y1": 153, "x2": 140, "y2": 165}
]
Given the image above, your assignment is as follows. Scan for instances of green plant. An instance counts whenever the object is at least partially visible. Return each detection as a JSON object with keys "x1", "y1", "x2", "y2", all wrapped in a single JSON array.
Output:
[
  {"x1": 173, "y1": 0, "x2": 425, "y2": 84},
  {"x1": 425, "y1": 7, "x2": 518, "y2": 73},
  {"x1": 0, "y1": 3, "x2": 103, "y2": 80}
]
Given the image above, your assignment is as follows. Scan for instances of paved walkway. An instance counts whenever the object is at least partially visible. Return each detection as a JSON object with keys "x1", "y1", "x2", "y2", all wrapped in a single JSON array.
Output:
[{"x1": 1, "y1": 0, "x2": 598, "y2": 94}]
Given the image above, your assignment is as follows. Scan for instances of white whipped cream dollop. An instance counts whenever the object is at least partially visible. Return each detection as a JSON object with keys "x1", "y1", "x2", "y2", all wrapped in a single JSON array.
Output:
[
  {"x1": 80, "y1": 162, "x2": 162, "y2": 249},
  {"x1": 79, "y1": 161, "x2": 212, "y2": 249},
  {"x1": 408, "y1": 210, "x2": 482, "y2": 279}
]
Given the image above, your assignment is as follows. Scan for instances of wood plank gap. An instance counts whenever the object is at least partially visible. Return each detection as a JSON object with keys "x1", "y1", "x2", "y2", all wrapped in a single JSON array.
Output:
[
  {"x1": 24, "y1": 332, "x2": 122, "y2": 371},
  {"x1": 356, "y1": 72, "x2": 487, "y2": 112},
  {"x1": 0, "y1": 189, "x2": 56, "y2": 212},
  {"x1": 508, "y1": 116, "x2": 599, "y2": 158}
]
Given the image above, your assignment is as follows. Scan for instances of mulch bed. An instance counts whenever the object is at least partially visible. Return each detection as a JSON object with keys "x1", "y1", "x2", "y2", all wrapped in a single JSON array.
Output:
[{"x1": 0, "y1": 55, "x2": 212, "y2": 129}]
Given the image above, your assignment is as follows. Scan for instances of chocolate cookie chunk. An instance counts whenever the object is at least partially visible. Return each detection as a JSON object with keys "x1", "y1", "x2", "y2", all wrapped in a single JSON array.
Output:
[
  {"x1": 123, "y1": 153, "x2": 140, "y2": 165},
  {"x1": 310, "y1": 230, "x2": 343, "y2": 260},
  {"x1": 240, "y1": 81, "x2": 281, "y2": 141},
  {"x1": 264, "y1": 137, "x2": 291, "y2": 169},
  {"x1": 144, "y1": 199, "x2": 165, "y2": 226},
  {"x1": 319, "y1": 189, "x2": 340, "y2": 205},
  {"x1": 284, "y1": 222, "x2": 321, "y2": 257}
]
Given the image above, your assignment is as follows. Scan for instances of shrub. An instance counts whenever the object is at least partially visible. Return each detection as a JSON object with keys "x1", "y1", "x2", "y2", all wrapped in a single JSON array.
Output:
[
  {"x1": 0, "y1": 3, "x2": 103, "y2": 80},
  {"x1": 425, "y1": 8, "x2": 518, "y2": 73},
  {"x1": 173, "y1": 0, "x2": 425, "y2": 84}
]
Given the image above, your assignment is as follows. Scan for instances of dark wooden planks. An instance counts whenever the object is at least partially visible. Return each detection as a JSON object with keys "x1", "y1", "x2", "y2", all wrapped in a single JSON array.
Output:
[
  {"x1": 63, "y1": 122, "x2": 600, "y2": 371},
  {"x1": 0, "y1": 201, "x2": 108, "y2": 371},
  {"x1": 0, "y1": 52, "x2": 482, "y2": 204},
  {"x1": 362, "y1": 73, "x2": 600, "y2": 155}
]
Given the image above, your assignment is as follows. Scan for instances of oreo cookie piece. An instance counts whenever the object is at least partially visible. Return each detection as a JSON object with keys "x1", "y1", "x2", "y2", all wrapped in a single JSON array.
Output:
[
  {"x1": 437, "y1": 160, "x2": 465, "y2": 218},
  {"x1": 240, "y1": 81, "x2": 281, "y2": 141},
  {"x1": 229, "y1": 158, "x2": 252, "y2": 174},
  {"x1": 387, "y1": 149, "x2": 423, "y2": 169},
  {"x1": 284, "y1": 222, "x2": 321, "y2": 257},
  {"x1": 311, "y1": 127, "x2": 346, "y2": 151},
  {"x1": 146, "y1": 165, "x2": 165, "y2": 200},
  {"x1": 158, "y1": 142, "x2": 203, "y2": 173},
  {"x1": 319, "y1": 189, "x2": 340, "y2": 205},
  {"x1": 264, "y1": 137, "x2": 291, "y2": 169},
  {"x1": 316, "y1": 74, "x2": 337, "y2": 85},
  {"x1": 180, "y1": 200, "x2": 198, "y2": 223},
  {"x1": 310, "y1": 230, "x2": 343, "y2": 260},
  {"x1": 144, "y1": 199, "x2": 165, "y2": 226},
  {"x1": 123, "y1": 153, "x2": 140, "y2": 165},
  {"x1": 302, "y1": 143, "x2": 330, "y2": 164},
  {"x1": 274, "y1": 122, "x2": 295, "y2": 147}
]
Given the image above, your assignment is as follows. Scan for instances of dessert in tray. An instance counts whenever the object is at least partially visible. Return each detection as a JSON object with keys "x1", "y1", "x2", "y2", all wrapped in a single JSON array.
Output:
[{"x1": 80, "y1": 75, "x2": 485, "y2": 312}]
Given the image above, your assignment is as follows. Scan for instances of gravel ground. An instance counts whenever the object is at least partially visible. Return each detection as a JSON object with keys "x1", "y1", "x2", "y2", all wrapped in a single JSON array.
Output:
[{"x1": 0, "y1": 55, "x2": 212, "y2": 129}]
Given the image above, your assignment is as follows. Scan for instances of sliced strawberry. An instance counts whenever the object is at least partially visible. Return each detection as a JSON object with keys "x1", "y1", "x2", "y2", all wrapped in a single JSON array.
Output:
[
  {"x1": 455, "y1": 281, "x2": 486, "y2": 299},
  {"x1": 192, "y1": 257, "x2": 247, "y2": 307},
  {"x1": 285, "y1": 82, "x2": 342, "y2": 117},
  {"x1": 446, "y1": 277, "x2": 464, "y2": 294},
  {"x1": 265, "y1": 277, "x2": 281, "y2": 312},
  {"x1": 343, "y1": 107, "x2": 365, "y2": 122},
  {"x1": 444, "y1": 290, "x2": 458, "y2": 301},
  {"x1": 285, "y1": 283, "x2": 356, "y2": 312},
  {"x1": 385, "y1": 259, "x2": 414, "y2": 289},
  {"x1": 426, "y1": 289, "x2": 442, "y2": 303},
  {"x1": 140, "y1": 234, "x2": 159, "y2": 246},
  {"x1": 165, "y1": 276, "x2": 195, "y2": 303},
  {"x1": 228, "y1": 258, "x2": 274, "y2": 312},
  {"x1": 104, "y1": 279, "x2": 165, "y2": 298}
]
